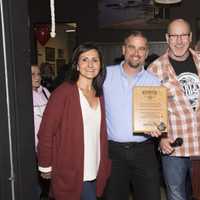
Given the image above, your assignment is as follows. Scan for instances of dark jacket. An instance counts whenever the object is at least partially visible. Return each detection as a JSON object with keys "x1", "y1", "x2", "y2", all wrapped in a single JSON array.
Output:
[{"x1": 37, "y1": 82, "x2": 111, "y2": 200}]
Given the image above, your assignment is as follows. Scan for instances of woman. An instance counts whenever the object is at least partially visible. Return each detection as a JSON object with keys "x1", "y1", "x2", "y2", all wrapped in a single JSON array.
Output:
[
  {"x1": 37, "y1": 42, "x2": 111, "y2": 200},
  {"x1": 32, "y1": 64, "x2": 50, "y2": 150}
]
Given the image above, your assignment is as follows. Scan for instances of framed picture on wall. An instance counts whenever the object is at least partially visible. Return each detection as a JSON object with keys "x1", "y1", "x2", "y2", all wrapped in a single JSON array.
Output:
[
  {"x1": 56, "y1": 59, "x2": 66, "y2": 74},
  {"x1": 57, "y1": 48, "x2": 64, "y2": 59},
  {"x1": 45, "y1": 47, "x2": 55, "y2": 62}
]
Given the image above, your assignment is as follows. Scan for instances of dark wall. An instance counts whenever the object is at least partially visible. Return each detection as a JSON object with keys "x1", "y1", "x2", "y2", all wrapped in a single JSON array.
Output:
[
  {"x1": 29, "y1": 0, "x2": 200, "y2": 43},
  {"x1": 29, "y1": 0, "x2": 98, "y2": 42},
  {"x1": 170, "y1": 0, "x2": 200, "y2": 43},
  {"x1": 29, "y1": 0, "x2": 165, "y2": 43},
  {"x1": 1, "y1": 0, "x2": 39, "y2": 199}
]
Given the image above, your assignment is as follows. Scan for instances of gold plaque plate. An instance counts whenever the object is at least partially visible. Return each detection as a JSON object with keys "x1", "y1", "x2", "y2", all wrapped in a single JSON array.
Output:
[{"x1": 133, "y1": 86, "x2": 168, "y2": 133}]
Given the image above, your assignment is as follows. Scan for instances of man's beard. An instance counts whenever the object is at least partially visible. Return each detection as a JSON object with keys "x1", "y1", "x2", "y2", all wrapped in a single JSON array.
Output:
[{"x1": 127, "y1": 60, "x2": 141, "y2": 69}]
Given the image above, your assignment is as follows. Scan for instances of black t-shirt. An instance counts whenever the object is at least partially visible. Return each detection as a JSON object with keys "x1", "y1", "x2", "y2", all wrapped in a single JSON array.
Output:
[
  {"x1": 169, "y1": 54, "x2": 198, "y2": 75},
  {"x1": 169, "y1": 54, "x2": 200, "y2": 109}
]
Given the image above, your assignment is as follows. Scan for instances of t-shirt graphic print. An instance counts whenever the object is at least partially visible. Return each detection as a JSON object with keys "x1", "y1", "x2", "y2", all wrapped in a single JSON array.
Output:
[{"x1": 177, "y1": 72, "x2": 200, "y2": 109}]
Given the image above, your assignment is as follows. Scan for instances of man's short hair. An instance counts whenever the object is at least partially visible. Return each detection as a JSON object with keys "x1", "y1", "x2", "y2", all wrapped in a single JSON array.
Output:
[{"x1": 124, "y1": 31, "x2": 149, "y2": 48}]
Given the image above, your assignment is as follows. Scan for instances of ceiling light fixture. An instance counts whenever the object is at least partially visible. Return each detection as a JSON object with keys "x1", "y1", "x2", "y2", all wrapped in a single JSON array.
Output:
[
  {"x1": 154, "y1": 0, "x2": 182, "y2": 4},
  {"x1": 65, "y1": 29, "x2": 76, "y2": 33},
  {"x1": 64, "y1": 23, "x2": 77, "y2": 33}
]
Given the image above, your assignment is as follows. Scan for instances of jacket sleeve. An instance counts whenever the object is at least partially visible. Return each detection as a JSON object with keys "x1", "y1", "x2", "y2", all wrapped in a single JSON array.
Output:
[
  {"x1": 148, "y1": 62, "x2": 160, "y2": 76},
  {"x1": 37, "y1": 84, "x2": 68, "y2": 169}
]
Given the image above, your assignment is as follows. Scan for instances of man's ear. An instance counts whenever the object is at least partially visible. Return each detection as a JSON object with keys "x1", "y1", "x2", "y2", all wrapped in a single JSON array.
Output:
[
  {"x1": 122, "y1": 45, "x2": 125, "y2": 56},
  {"x1": 166, "y1": 33, "x2": 169, "y2": 44},
  {"x1": 145, "y1": 49, "x2": 149, "y2": 59},
  {"x1": 189, "y1": 32, "x2": 192, "y2": 43}
]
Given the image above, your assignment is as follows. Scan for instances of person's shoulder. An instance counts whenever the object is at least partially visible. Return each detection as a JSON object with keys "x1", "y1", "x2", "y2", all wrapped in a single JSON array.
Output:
[
  {"x1": 42, "y1": 86, "x2": 50, "y2": 96},
  {"x1": 106, "y1": 63, "x2": 120, "y2": 72},
  {"x1": 152, "y1": 53, "x2": 168, "y2": 65},
  {"x1": 143, "y1": 70, "x2": 160, "y2": 84},
  {"x1": 148, "y1": 53, "x2": 169, "y2": 72},
  {"x1": 105, "y1": 63, "x2": 121, "y2": 79},
  {"x1": 51, "y1": 82, "x2": 75, "y2": 97},
  {"x1": 55, "y1": 81, "x2": 74, "y2": 90},
  {"x1": 144, "y1": 70, "x2": 159, "y2": 78},
  {"x1": 104, "y1": 64, "x2": 121, "y2": 84}
]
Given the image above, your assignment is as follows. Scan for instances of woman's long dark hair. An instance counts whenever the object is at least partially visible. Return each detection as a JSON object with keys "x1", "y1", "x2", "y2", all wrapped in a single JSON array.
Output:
[{"x1": 68, "y1": 42, "x2": 106, "y2": 97}]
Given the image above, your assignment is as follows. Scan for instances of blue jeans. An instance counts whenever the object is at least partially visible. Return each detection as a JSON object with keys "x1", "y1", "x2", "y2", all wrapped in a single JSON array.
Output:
[
  {"x1": 162, "y1": 156, "x2": 192, "y2": 200},
  {"x1": 80, "y1": 181, "x2": 96, "y2": 200}
]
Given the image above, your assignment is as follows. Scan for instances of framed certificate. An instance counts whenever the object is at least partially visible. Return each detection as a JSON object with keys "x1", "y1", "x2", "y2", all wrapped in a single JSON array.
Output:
[{"x1": 132, "y1": 86, "x2": 168, "y2": 133}]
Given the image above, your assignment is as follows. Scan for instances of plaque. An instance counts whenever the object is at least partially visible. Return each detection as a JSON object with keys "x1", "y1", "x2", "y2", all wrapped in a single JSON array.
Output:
[{"x1": 132, "y1": 86, "x2": 168, "y2": 133}]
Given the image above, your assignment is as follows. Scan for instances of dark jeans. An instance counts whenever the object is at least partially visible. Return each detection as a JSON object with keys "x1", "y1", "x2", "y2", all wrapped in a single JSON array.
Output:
[
  {"x1": 80, "y1": 180, "x2": 96, "y2": 200},
  {"x1": 104, "y1": 139, "x2": 161, "y2": 200}
]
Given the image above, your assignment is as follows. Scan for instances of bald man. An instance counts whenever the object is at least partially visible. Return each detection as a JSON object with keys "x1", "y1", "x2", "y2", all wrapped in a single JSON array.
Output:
[{"x1": 148, "y1": 19, "x2": 200, "y2": 200}]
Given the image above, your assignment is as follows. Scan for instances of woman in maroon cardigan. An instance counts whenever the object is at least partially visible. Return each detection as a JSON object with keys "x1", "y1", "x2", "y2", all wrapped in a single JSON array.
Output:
[{"x1": 37, "y1": 42, "x2": 111, "y2": 200}]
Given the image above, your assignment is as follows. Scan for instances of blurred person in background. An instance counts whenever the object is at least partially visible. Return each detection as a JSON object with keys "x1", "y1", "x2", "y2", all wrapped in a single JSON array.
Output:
[
  {"x1": 32, "y1": 64, "x2": 50, "y2": 150},
  {"x1": 40, "y1": 62, "x2": 54, "y2": 92},
  {"x1": 32, "y1": 64, "x2": 50, "y2": 200}
]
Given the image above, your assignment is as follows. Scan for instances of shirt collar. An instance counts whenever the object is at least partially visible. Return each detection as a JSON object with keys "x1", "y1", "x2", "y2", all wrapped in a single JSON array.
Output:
[
  {"x1": 119, "y1": 61, "x2": 145, "y2": 80},
  {"x1": 33, "y1": 85, "x2": 43, "y2": 93}
]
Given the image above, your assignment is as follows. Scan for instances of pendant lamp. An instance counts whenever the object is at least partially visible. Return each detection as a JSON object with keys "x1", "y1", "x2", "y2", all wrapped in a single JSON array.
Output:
[{"x1": 154, "y1": 0, "x2": 182, "y2": 4}]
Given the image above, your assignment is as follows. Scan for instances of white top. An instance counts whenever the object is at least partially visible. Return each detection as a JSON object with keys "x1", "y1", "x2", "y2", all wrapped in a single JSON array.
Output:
[
  {"x1": 79, "y1": 89, "x2": 101, "y2": 181},
  {"x1": 33, "y1": 86, "x2": 50, "y2": 149}
]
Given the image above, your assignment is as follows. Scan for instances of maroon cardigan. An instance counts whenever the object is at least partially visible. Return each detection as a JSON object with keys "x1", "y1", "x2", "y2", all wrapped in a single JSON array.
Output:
[{"x1": 37, "y1": 82, "x2": 111, "y2": 200}]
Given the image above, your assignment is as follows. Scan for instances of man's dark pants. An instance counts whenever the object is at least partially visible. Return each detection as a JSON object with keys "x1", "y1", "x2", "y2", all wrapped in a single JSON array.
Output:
[{"x1": 104, "y1": 139, "x2": 161, "y2": 200}]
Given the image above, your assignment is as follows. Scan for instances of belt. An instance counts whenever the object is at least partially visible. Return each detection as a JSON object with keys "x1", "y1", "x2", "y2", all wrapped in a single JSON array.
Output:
[{"x1": 109, "y1": 139, "x2": 154, "y2": 149}]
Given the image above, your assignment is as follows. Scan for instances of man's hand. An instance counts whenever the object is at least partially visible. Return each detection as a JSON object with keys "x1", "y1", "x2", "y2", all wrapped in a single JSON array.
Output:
[
  {"x1": 144, "y1": 131, "x2": 162, "y2": 138},
  {"x1": 160, "y1": 137, "x2": 174, "y2": 154},
  {"x1": 41, "y1": 172, "x2": 51, "y2": 179}
]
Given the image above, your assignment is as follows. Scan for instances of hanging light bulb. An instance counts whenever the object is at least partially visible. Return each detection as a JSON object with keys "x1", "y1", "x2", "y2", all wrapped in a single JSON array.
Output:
[
  {"x1": 50, "y1": 0, "x2": 56, "y2": 38},
  {"x1": 154, "y1": 0, "x2": 182, "y2": 4}
]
